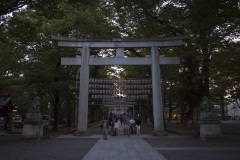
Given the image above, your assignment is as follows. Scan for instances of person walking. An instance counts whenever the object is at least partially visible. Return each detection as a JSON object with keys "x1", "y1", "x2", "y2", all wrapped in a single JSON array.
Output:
[
  {"x1": 135, "y1": 117, "x2": 141, "y2": 134},
  {"x1": 124, "y1": 119, "x2": 130, "y2": 136},
  {"x1": 108, "y1": 117, "x2": 114, "y2": 134},
  {"x1": 102, "y1": 118, "x2": 108, "y2": 140},
  {"x1": 129, "y1": 118, "x2": 136, "y2": 134}
]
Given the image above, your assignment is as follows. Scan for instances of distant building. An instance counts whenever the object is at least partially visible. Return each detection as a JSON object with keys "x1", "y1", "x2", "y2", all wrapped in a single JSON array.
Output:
[
  {"x1": 0, "y1": 93, "x2": 14, "y2": 129},
  {"x1": 227, "y1": 99, "x2": 240, "y2": 119}
]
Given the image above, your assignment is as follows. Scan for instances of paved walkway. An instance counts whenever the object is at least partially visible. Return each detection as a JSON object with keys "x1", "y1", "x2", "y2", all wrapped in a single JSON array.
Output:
[
  {"x1": 82, "y1": 135, "x2": 167, "y2": 160},
  {"x1": 1, "y1": 120, "x2": 240, "y2": 160},
  {"x1": 57, "y1": 124, "x2": 168, "y2": 160}
]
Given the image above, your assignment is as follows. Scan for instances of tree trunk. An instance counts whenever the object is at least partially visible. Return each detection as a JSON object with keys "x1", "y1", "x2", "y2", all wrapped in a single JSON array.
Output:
[
  {"x1": 221, "y1": 96, "x2": 225, "y2": 120},
  {"x1": 201, "y1": 48, "x2": 210, "y2": 97},
  {"x1": 168, "y1": 99, "x2": 172, "y2": 122},
  {"x1": 53, "y1": 61, "x2": 61, "y2": 131},
  {"x1": 53, "y1": 95, "x2": 59, "y2": 131},
  {"x1": 67, "y1": 97, "x2": 72, "y2": 129}
]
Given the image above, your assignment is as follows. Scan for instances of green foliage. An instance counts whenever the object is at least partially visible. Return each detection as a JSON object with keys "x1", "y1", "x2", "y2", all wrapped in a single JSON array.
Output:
[
  {"x1": 0, "y1": 0, "x2": 122, "y2": 128},
  {"x1": 0, "y1": 0, "x2": 35, "y2": 17},
  {"x1": 0, "y1": 0, "x2": 240, "y2": 124},
  {"x1": 210, "y1": 43, "x2": 240, "y2": 99}
]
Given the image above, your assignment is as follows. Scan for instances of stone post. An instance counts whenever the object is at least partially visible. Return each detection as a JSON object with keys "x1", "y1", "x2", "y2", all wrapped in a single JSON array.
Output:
[
  {"x1": 74, "y1": 47, "x2": 90, "y2": 136},
  {"x1": 199, "y1": 96, "x2": 222, "y2": 140},
  {"x1": 22, "y1": 96, "x2": 43, "y2": 139},
  {"x1": 151, "y1": 47, "x2": 167, "y2": 136}
]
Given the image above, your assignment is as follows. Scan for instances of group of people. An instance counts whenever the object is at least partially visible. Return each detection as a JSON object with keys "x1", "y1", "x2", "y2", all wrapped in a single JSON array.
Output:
[
  {"x1": 129, "y1": 117, "x2": 141, "y2": 135},
  {"x1": 101, "y1": 116, "x2": 141, "y2": 140}
]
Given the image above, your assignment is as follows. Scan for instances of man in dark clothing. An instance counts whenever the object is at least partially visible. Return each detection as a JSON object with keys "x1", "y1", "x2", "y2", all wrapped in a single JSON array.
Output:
[{"x1": 135, "y1": 118, "x2": 141, "y2": 134}]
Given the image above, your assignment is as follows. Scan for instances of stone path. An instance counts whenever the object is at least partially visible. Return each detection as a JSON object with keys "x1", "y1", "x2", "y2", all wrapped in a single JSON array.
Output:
[{"x1": 82, "y1": 135, "x2": 167, "y2": 160}]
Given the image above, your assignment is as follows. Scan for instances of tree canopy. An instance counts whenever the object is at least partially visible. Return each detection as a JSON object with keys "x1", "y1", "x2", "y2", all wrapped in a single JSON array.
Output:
[{"x1": 0, "y1": 0, "x2": 239, "y2": 125}]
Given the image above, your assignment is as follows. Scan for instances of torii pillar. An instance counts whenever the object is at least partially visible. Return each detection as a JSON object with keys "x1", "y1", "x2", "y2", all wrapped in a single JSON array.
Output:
[
  {"x1": 77, "y1": 47, "x2": 90, "y2": 135},
  {"x1": 52, "y1": 35, "x2": 188, "y2": 136},
  {"x1": 151, "y1": 47, "x2": 165, "y2": 136}
]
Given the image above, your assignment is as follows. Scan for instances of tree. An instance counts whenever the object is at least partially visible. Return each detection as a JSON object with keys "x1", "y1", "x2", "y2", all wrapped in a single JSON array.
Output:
[
  {"x1": 0, "y1": 0, "x2": 122, "y2": 130},
  {"x1": 210, "y1": 42, "x2": 240, "y2": 100},
  {"x1": 1, "y1": 0, "x2": 239, "y2": 127},
  {"x1": 0, "y1": 0, "x2": 35, "y2": 17},
  {"x1": 176, "y1": 0, "x2": 240, "y2": 121},
  {"x1": 105, "y1": 0, "x2": 240, "y2": 122}
]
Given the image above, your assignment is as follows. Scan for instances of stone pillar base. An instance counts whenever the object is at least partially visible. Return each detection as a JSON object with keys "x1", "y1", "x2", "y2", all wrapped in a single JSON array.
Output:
[
  {"x1": 22, "y1": 124, "x2": 43, "y2": 139},
  {"x1": 152, "y1": 130, "x2": 168, "y2": 136},
  {"x1": 199, "y1": 119, "x2": 222, "y2": 140},
  {"x1": 22, "y1": 112, "x2": 43, "y2": 140},
  {"x1": 74, "y1": 131, "x2": 90, "y2": 136}
]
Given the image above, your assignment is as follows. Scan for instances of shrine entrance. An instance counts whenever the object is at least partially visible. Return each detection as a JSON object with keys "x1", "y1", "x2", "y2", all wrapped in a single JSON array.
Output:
[
  {"x1": 52, "y1": 35, "x2": 188, "y2": 136},
  {"x1": 88, "y1": 78, "x2": 151, "y2": 121}
]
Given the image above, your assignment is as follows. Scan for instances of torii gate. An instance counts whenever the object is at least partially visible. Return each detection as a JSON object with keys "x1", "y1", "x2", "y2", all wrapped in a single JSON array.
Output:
[{"x1": 52, "y1": 35, "x2": 188, "y2": 136}]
